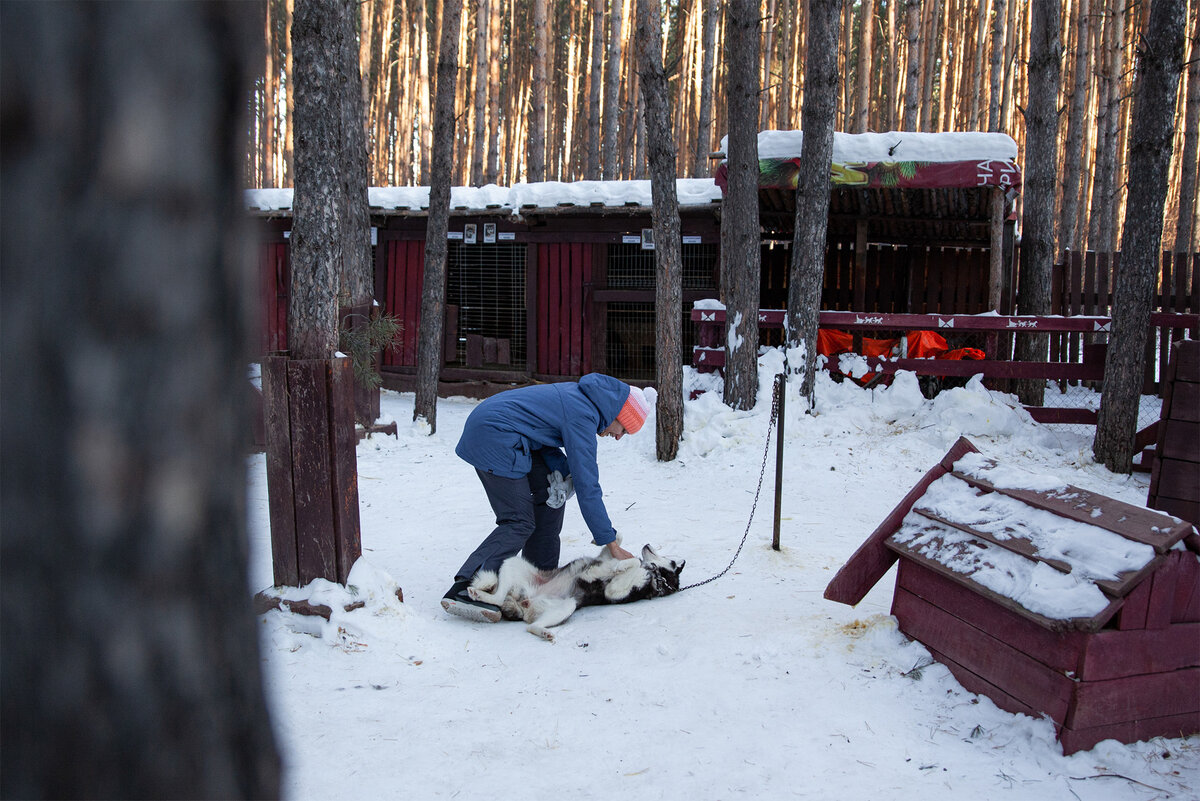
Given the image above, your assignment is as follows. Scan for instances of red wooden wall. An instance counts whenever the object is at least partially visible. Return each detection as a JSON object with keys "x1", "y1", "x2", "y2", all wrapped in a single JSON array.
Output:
[
  {"x1": 536, "y1": 242, "x2": 592, "y2": 377},
  {"x1": 380, "y1": 239, "x2": 425, "y2": 368},
  {"x1": 259, "y1": 241, "x2": 289, "y2": 354}
]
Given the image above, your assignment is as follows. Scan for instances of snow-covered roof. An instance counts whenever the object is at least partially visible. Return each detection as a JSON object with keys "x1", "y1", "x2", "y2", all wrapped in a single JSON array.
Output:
[
  {"x1": 718, "y1": 130, "x2": 1019, "y2": 163},
  {"x1": 245, "y1": 179, "x2": 724, "y2": 216}
]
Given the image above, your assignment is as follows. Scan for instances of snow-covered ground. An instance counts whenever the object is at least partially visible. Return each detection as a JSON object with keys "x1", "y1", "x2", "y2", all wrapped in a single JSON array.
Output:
[{"x1": 247, "y1": 350, "x2": 1197, "y2": 800}]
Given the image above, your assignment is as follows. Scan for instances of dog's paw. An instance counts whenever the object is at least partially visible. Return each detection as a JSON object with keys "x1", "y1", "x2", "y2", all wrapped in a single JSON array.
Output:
[{"x1": 526, "y1": 624, "x2": 555, "y2": 642}]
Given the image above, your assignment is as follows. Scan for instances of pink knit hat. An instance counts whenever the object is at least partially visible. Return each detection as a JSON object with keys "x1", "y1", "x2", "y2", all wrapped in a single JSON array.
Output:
[{"x1": 616, "y1": 386, "x2": 657, "y2": 434}]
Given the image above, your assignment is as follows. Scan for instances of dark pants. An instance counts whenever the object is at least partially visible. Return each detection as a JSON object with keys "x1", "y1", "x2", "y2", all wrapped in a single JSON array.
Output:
[{"x1": 455, "y1": 450, "x2": 566, "y2": 580}]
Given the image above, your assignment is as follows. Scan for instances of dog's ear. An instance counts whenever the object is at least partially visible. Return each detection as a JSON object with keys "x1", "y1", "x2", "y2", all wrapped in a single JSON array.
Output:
[
  {"x1": 675, "y1": 559, "x2": 685, "y2": 575},
  {"x1": 641, "y1": 544, "x2": 656, "y2": 560}
]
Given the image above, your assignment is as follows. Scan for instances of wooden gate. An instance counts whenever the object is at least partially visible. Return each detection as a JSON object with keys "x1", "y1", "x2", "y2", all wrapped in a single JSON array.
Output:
[{"x1": 536, "y1": 242, "x2": 592, "y2": 377}]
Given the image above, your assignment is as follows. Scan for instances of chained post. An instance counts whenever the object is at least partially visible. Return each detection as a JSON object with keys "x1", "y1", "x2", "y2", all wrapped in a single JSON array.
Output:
[{"x1": 772, "y1": 373, "x2": 785, "y2": 550}]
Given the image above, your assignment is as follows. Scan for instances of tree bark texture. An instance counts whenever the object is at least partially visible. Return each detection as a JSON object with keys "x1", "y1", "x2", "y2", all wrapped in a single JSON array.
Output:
[
  {"x1": 291, "y1": 0, "x2": 354, "y2": 359},
  {"x1": 1094, "y1": 0, "x2": 1187, "y2": 473},
  {"x1": 1058, "y1": 0, "x2": 1090, "y2": 254},
  {"x1": 854, "y1": 0, "x2": 874, "y2": 133},
  {"x1": 1175, "y1": 7, "x2": 1200, "y2": 254},
  {"x1": 0, "y1": 3, "x2": 280, "y2": 798},
  {"x1": 721, "y1": 0, "x2": 762, "y2": 411},
  {"x1": 529, "y1": 0, "x2": 548, "y2": 181},
  {"x1": 415, "y1": 0, "x2": 464, "y2": 432},
  {"x1": 694, "y1": 0, "x2": 719, "y2": 177},
  {"x1": 636, "y1": 0, "x2": 684, "y2": 461},
  {"x1": 339, "y1": 0, "x2": 373, "y2": 307},
  {"x1": 1014, "y1": 0, "x2": 1061, "y2": 407},
  {"x1": 602, "y1": 0, "x2": 625, "y2": 180},
  {"x1": 904, "y1": 0, "x2": 921, "y2": 130},
  {"x1": 787, "y1": 0, "x2": 840, "y2": 407}
]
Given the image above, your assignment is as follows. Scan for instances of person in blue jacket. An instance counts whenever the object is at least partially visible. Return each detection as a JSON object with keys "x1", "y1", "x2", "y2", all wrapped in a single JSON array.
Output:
[{"x1": 442, "y1": 373, "x2": 657, "y2": 622}]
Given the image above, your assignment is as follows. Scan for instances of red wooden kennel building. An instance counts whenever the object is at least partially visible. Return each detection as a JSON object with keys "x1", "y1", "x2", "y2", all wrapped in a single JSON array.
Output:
[{"x1": 825, "y1": 436, "x2": 1200, "y2": 754}]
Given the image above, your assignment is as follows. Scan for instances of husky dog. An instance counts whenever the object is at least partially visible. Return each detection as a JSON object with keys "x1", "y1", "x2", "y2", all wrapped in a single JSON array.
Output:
[{"x1": 468, "y1": 543, "x2": 685, "y2": 641}]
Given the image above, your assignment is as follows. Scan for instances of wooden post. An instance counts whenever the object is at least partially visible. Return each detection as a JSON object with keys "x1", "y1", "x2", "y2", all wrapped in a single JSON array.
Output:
[
  {"x1": 772, "y1": 373, "x2": 785, "y2": 551},
  {"x1": 263, "y1": 353, "x2": 362, "y2": 587},
  {"x1": 986, "y1": 186, "x2": 1005, "y2": 361}
]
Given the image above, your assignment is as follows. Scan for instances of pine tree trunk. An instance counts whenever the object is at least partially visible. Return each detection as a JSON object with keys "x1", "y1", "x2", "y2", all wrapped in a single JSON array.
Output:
[
  {"x1": 1094, "y1": 0, "x2": 1186, "y2": 472},
  {"x1": 415, "y1": 0, "x2": 463, "y2": 432},
  {"x1": 904, "y1": 0, "x2": 921, "y2": 130},
  {"x1": 886, "y1": 0, "x2": 899, "y2": 130},
  {"x1": 1174, "y1": 7, "x2": 1200, "y2": 254},
  {"x1": 1099, "y1": 0, "x2": 1126, "y2": 253},
  {"x1": 487, "y1": 0, "x2": 503, "y2": 183},
  {"x1": 588, "y1": 0, "x2": 605, "y2": 179},
  {"x1": 855, "y1": 0, "x2": 874, "y2": 132},
  {"x1": 761, "y1": 0, "x2": 778, "y2": 125},
  {"x1": 603, "y1": 0, "x2": 625, "y2": 180},
  {"x1": 788, "y1": 0, "x2": 840, "y2": 407},
  {"x1": 988, "y1": 0, "x2": 1005, "y2": 131},
  {"x1": 694, "y1": 0, "x2": 719, "y2": 176},
  {"x1": 418, "y1": 0, "x2": 432, "y2": 183},
  {"x1": 635, "y1": 0, "x2": 684, "y2": 461},
  {"x1": 471, "y1": 0, "x2": 489, "y2": 185},
  {"x1": 1013, "y1": 0, "x2": 1061, "y2": 407},
  {"x1": 1058, "y1": 0, "x2": 1090, "y2": 254},
  {"x1": 722, "y1": 0, "x2": 761, "y2": 411},
  {"x1": 968, "y1": 0, "x2": 987, "y2": 128},
  {"x1": 0, "y1": 4, "x2": 281, "y2": 797}
]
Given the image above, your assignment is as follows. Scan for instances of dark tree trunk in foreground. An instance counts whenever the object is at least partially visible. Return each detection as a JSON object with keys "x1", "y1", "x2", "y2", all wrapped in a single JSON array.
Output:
[
  {"x1": 1014, "y1": 0, "x2": 1061, "y2": 407},
  {"x1": 415, "y1": 0, "x2": 464, "y2": 432},
  {"x1": 290, "y1": 0, "x2": 348, "y2": 359},
  {"x1": 721, "y1": 0, "x2": 762, "y2": 411},
  {"x1": 787, "y1": 0, "x2": 840, "y2": 408},
  {"x1": 636, "y1": 0, "x2": 683, "y2": 461},
  {"x1": 1094, "y1": 0, "x2": 1187, "y2": 473},
  {"x1": 0, "y1": 4, "x2": 280, "y2": 798}
]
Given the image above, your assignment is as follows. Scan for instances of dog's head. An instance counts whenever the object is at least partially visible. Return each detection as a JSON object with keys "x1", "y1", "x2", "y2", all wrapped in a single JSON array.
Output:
[{"x1": 640, "y1": 544, "x2": 685, "y2": 596}]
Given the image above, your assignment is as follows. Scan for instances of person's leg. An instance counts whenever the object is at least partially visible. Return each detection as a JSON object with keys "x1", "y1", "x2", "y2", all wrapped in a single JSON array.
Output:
[
  {"x1": 521, "y1": 450, "x2": 565, "y2": 570},
  {"x1": 454, "y1": 469, "x2": 537, "y2": 580}
]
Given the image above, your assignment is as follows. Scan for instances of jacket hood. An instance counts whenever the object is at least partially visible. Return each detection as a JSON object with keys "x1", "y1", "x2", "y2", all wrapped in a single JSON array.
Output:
[{"x1": 577, "y1": 373, "x2": 630, "y2": 431}]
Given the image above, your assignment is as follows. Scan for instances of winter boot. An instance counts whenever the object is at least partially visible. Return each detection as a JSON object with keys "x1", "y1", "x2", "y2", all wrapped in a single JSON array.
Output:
[{"x1": 441, "y1": 578, "x2": 501, "y2": 623}]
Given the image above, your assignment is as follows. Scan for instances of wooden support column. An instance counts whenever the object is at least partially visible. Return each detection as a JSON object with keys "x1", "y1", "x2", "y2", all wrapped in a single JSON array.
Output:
[
  {"x1": 853, "y1": 218, "x2": 868, "y2": 353},
  {"x1": 987, "y1": 187, "x2": 1006, "y2": 360},
  {"x1": 263, "y1": 353, "x2": 362, "y2": 587}
]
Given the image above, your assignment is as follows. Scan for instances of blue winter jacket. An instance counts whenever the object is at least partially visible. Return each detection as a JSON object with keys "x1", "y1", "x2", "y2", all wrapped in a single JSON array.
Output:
[{"x1": 455, "y1": 373, "x2": 630, "y2": 546}]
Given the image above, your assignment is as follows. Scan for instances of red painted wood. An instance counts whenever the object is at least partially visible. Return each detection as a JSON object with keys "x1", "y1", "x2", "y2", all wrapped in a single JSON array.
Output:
[
  {"x1": 286, "y1": 359, "x2": 338, "y2": 584},
  {"x1": 1115, "y1": 579, "x2": 1151, "y2": 631},
  {"x1": 1145, "y1": 552, "x2": 1181, "y2": 629},
  {"x1": 1171, "y1": 552, "x2": 1200, "y2": 623},
  {"x1": 1167, "y1": 381, "x2": 1200, "y2": 422},
  {"x1": 892, "y1": 587, "x2": 1076, "y2": 723},
  {"x1": 950, "y1": 473, "x2": 1194, "y2": 555},
  {"x1": 824, "y1": 437, "x2": 978, "y2": 605},
  {"x1": 328, "y1": 356, "x2": 362, "y2": 583},
  {"x1": 263, "y1": 356, "x2": 298, "y2": 587},
  {"x1": 557, "y1": 243, "x2": 569, "y2": 374},
  {"x1": 536, "y1": 243, "x2": 548, "y2": 373},
  {"x1": 897, "y1": 560, "x2": 1087, "y2": 673},
  {"x1": 547, "y1": 244, "x2": 561, "y2": 374},
  {"x1": 925, "y1": 644, "x2": 1048, "y2": 720},
  {"x1": 1161, "y1": 419, "x2": 1200, "y2": 461},
  {"x1": 1065, "y1": 668, "x2": 1200, "y2": 729},
  {"x1": 1077, "y1": 622, "x2": 1200, "y2": 681},
  {"x1": 570, "y1": 243, "x2": 583, "y2": 375},
  {"x1": 1151, "y1": 459, "x2": 1200, "y2": 509},
  {"x1": 1024, "y1": 407, "x2": 1098, "y2": 425},
  {"x1": 1059, "y1": 711, "x2": 1200, "y2": 755},
  {"x1": 581, "y1": 244, "x2": 593, "y2": 374}
]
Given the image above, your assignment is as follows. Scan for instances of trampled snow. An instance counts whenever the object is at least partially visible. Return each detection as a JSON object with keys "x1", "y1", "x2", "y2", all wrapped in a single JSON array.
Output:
[{"x1": 247, "y1": 349, "x2": 1197, "y2": 800}]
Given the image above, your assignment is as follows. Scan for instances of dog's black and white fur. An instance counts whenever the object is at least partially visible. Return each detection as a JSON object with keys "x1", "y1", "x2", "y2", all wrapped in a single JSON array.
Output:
[{"x1": 468, "y1": 542, "x2": 685, "y2": 641}]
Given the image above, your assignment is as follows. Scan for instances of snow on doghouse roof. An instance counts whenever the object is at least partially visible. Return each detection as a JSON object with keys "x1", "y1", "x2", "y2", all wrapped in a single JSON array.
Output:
[
  {"x1": 714, "y1": 130, "x2": 1022, "y2": 193},
  {"x1": 244, "y1": 179, "x2": 724, "y2": 216}
]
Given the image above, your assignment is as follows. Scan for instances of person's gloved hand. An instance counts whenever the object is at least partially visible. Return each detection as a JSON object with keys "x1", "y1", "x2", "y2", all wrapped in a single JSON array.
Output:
[{"x1": 546, "y1": 470, "x2": 574, "y2": 508}]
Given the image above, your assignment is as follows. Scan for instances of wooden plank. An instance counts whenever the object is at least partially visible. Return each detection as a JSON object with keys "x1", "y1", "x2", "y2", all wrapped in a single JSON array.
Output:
[
  {"x1": 910, "y1": 506, "x2": 1076, "y2": 578},
  {"x1": 926, "y1": 643, "x2": 1049, "y2": 721},
  {"x1": 1115, "y1": 578, "x2": 1150, "y2": 630},
  {"x1": 263, "y1": 356, "x2": 298, "y2": 587},
  {"x1": 287, "y1": 359, "x2": 338, "y2": 585},
  {"x1": 1024, "y1": 407, "x2": 1097, "y2": 425},
  {"x1": 547, "y1": 244, "x2": 561, "y2": 373},
  {"x1": 1145, "y1": 550, "x2": 1181, "y2": 629},
  {"x1": 885, "y1": 524, "x2": 1122, "y2": 633},
  {"x1": 950, "y1": 470, "x2": 1194, "y2": 554},
  {"x1": 870, "y1": 358, "x2": 1104, "y2": 381},
  {"x1": 1059, "y1": 711, "x2": 1200, "y2": 755},
  {"x1": 1077, "y1": 622, "x2": 1200, "y2": 681},
  {"x1": 1152, "y1": 458, "x2": 1200, "y2": 508},
  {"x1": 823, "y1": 437, "x2": 979, "y2": 606},
  {"x1": 328, "y1": 356, "x2": 361, "y2": 584},
  {"x1": 892, "y1": 587, "x2": 1076, "y2": 723},
  {"x1": 557, "y1": 243, "x2": 570, "y2": 375},
  {"x1": 897, "y1": 560, "x2": 1086, "y2": 674},
  {"x1": 569, "y1": 242, "x2": 583, "y2": 375},
  {"x1": 406, "y1": 241, "x2": 424, "y2": 365},
  {"x1": 1066, "y1": 667, "x2": 1200, "y2": 729},
  {"x1": 1166, "y1": 381, "x2": 1200, "y2": 422},
  {"x1": 465, "y1": 334, "x2": 484, "y2": 368},
  {"x1": 1178, "y1": 553, "x2": 1200, "y2": 622},
  {"x1": 581, "y1": 244, "x2": 595, "y2": 374}
]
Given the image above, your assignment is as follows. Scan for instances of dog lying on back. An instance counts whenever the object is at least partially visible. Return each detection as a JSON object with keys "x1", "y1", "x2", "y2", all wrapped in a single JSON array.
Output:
[{"x1": 468, "y1": 543, "x2": 685, "y2": 641}]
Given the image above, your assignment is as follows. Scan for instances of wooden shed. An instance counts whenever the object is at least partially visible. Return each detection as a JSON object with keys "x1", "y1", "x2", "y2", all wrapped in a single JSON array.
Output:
[
  {"x1": 825, "y1": 437, "x2": 1200, "y2": 754},
  {"x1": 1148, "y1": 340, "x2": 1200, "y2": 525},
  {"x1": 714, "y1": 131, "x2": 1022, "y2": 319},
  {"x1": 246, "y1": 182, "x2": 723, "y2": 392}
]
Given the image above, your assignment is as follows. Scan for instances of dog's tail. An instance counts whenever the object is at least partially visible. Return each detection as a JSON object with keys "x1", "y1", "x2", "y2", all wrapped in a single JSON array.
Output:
[{"x1": 469, "y1": 570, "x2": 499, "y2": 592}]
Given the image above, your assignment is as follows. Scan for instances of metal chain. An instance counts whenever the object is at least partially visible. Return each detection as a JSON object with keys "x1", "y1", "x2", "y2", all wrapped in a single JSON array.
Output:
[{"x1": 679, "y1": 379, "x2": 783, "y2": 592}]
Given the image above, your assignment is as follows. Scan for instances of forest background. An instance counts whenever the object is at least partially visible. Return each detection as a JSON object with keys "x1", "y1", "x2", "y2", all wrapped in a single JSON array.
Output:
[{"x1": 247, "y1": 0, "x2": 1200, "y2": 257}]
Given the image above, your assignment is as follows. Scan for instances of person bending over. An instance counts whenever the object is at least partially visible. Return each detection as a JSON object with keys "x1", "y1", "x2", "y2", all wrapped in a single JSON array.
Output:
[{"x1": 442, "y1": 373, "x2": 656, "y2": 622}]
